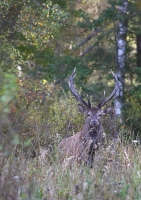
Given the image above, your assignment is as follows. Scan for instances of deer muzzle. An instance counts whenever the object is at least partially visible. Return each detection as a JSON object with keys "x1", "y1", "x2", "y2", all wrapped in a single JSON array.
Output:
[{"x1": 90, "y1": 119, "x2": 99, "y2": 126}]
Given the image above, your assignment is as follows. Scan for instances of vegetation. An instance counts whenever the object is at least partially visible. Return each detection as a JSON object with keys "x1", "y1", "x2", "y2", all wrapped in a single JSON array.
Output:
[
  {"x1": 1, "y1": 0, "x2": 141, "y2": 199},
  {"x1": 1, "y1": 93, "x2": 141, "y2": 200}
]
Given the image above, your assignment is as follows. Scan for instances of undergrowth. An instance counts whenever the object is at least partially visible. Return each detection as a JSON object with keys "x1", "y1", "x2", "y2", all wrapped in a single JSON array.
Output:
[
  {"x1": 0, "y1": 91, "x2": 141, "y2": 200},
  {"x1": 1, "y1": 142, "x2": 141, "y2": 200}
]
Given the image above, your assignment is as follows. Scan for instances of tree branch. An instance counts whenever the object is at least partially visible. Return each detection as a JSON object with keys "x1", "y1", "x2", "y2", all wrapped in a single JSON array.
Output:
[
  {"x1": 76, "y1": 11, "x2": 140, "y2": 50},
  {"x1": 80, "y1": 45, "x2": 96, "y2": 57},
  {"x1": 76, "y1": 27, "x2": 105, "y2": 48},
  {"x1": 80, "y1": 27, "x2": 115, "y2": 56}
]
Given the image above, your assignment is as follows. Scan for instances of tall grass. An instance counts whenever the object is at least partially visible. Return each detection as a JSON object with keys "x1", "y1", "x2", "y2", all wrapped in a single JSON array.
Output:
[
  {"x1": 0, "y1": 91, "x2": 141, "y2": 200},
  {"x1": 1, "y1": 142, "x2": 141, "y2": 200}
]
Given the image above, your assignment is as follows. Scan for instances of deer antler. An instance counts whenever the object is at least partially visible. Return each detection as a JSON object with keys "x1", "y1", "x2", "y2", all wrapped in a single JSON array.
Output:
[
  {"x1": 68, "y1": 68, "x2": 91, "y2": 108},
  {"x1": 98, "y1": 70, "x2": 121, "y2": 108}
]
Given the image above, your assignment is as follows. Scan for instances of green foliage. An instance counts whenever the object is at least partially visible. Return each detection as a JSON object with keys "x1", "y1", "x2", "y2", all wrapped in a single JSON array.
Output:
[
  {"x1": 48, "y1": 91, "x2": 84, "y2": 138},
  {"x1": 0, "y1": 37, "x2": 23, "y2": 71},
  {"x1": 0, "y1": 0, "x2": 69, "y2": 83},
  {"x1": 125, "y1": 87, "x2": 141, "y2": 134},
  {"x1": 18, "y1": 1, "x2": 68, "y2": 47},
  {"x1": 1, "y1": 73, "x2": 18, "y2": 102},
  {"x1": 0, "y1": 78, "x2": 84, "y2": 157},
  {"x1": 0, "y1": 72, "x2": 19, "y2": 113},
  {"x1": 76, "y1": 0, "x2": 141, "y2": 135}
]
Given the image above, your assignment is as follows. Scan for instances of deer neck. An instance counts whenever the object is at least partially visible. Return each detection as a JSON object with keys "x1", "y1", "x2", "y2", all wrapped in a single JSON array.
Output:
[{"x1": 81, "y1": 117, "x2": 92, "y2": 138}]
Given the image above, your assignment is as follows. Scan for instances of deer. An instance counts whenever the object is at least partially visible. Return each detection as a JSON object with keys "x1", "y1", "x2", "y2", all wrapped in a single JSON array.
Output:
[{"x1": 58, "y1": 68, "x2": 121, "y2": 167}]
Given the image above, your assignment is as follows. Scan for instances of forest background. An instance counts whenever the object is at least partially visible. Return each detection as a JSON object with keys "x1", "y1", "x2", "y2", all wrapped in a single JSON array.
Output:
[{"x1": 1, "y1": 0, "x2": 141, "y2": 199}]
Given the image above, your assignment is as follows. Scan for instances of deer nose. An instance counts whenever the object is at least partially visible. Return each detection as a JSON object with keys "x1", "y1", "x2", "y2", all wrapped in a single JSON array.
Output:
[{"x1": 90, "y1": 120, "x2": 99, "y2": 126}]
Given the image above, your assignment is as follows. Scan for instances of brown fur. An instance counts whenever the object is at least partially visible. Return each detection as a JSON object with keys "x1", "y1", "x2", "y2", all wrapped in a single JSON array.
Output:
[{"x1": 58, "y1": 108, "x2": 104, "y2": 167}]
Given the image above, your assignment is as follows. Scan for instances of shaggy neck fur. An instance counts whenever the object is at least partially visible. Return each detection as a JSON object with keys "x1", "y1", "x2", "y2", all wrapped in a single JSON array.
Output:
[{"x1": 81, "y1": 117, "x2": 101, "y2": 143}]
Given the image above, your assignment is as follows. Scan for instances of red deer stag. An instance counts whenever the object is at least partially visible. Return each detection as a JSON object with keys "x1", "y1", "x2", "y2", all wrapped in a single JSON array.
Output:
[{"x1": 58, "y1": 68, "x2": 121, "y2": 167}]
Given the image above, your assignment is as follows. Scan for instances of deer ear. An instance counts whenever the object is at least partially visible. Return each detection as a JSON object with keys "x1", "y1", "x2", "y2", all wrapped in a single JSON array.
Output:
[
  {"x1": 101, "y1": 107, "x2": 112, "y2": 115},
  {"x1": 78, "y1": 104, "x2": 88, "y2": 114}
]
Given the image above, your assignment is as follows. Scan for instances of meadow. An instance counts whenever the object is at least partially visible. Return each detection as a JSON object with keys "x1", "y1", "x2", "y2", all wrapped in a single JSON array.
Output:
[{"x1": 0, "y1": 92, "x2": 141, "y2": 200}]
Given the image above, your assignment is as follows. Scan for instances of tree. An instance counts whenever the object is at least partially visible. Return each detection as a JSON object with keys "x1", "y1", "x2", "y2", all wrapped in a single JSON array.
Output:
[
  {"x1": 0, "y1": 0, "x2": 24, "y2": 37},
  {"x1": 60, "y1": 0, "x2": 141, "y2": 135},
  {"x1": 1, "y1": 0, "x2": 141, "y2": 134},
  {"x1": 115, "y1": 0, "x2": 128, "y2": 116}
]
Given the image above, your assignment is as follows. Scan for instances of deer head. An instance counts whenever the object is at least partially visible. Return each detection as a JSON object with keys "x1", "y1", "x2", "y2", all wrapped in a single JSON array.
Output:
[{"x1": 68, "y1": 68, "x2": 121, "y2": 129}]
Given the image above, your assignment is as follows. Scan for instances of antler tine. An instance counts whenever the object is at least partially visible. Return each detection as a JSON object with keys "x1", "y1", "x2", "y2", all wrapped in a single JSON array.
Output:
[
  {"x1": 111, "y1": 70, "x2": 118, "y2": 82},
  {"x1": 68, "y1": 68, "x2": 90, "y2": 108},
  {"x1": 98, "y1": 71, "x2": 121, "y2": 108},
  {"x1": 86, "y1": 94, "x2": 91, "y2": 108},
  {"x1": 98, "y1": 91, "x2": 106, "y2": 108}
]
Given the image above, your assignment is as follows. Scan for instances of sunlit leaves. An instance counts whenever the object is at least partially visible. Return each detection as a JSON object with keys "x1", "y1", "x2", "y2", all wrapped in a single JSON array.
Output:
[
  {"x1": 17, "y1": 1, "x2": 68, "y2": 48},
  {"x1": 0, "y1": 37, "x2": 23, "y2": 71}
]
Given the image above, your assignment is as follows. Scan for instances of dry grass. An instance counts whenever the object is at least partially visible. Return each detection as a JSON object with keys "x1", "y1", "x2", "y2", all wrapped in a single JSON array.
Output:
[
  {"x1": 0, "y1": 92, "x2": 141, "y2": 200},
  {"x1": 1, "y1": 140, "x2": 141, "y2": 200}
]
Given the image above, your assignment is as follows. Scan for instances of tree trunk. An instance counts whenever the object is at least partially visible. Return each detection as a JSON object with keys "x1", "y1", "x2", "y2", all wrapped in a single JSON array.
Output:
[
  {"x1": 136, "y1": 34, "x2": 141, "y2": 67},
  {"x1": 115, "y1": 0, "x2": 128, "y2": 116}
]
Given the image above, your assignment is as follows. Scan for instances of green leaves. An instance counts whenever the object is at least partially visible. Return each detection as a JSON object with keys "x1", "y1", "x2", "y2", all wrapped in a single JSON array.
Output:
[
  {"x1": 1, "y1": 74, "x2": 18, "y2": 100},
  {"x1": 0, "y1": 73, "x2": 18, "y2": 112},
  {"x1": 18, "y1": 0, "x2": 68, "y2": 48}
]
